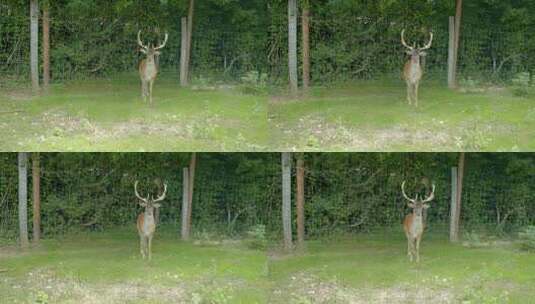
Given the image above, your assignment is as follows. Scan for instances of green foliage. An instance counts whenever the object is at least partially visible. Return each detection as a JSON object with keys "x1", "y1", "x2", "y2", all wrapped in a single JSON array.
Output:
[
  {"x1": 240, "y1": 71, "x2": 268, "y2": 95},
  {"x1": 518, "y1": 226, "x2": 535, "y2": 251},
  {"x1": 246, "y1": 224, "x2": 267, "y2": 250},
  {"x1": 511, "y1": 72, "x2": 534, "y2": 97}
]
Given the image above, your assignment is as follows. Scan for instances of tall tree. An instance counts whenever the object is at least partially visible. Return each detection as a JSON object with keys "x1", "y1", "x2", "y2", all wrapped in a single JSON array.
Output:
[
  {"x1": 288, "y1": 0, "x2": 298, "y2": 95},
  {"x1": 282, "y1": 152, "x2": 293, "y2": 250},
  {"x1": 296, "y1": 154, "x2": 305, "y2": 248},
  {"x1": 18, "y1": 153, "x2": 29, "y2": 248},
  {"x1": 30, "y1": 0, "x2": 39, "y2": 93},
  {"x1": 42, "y1": 1, "x2": 50, "y2": 92},
  {"x1": 301, "y1": 0, "x2": 310, "y2": 91},
  {"x1": 452, "y1": 0, "x2": 463, "y2": 88},
  {"x1": 32, "y1": 153, "x2": 41, "y2": 244},
  {"x1": 184, "y1": 0, "x2": 195, "y2": 85}
]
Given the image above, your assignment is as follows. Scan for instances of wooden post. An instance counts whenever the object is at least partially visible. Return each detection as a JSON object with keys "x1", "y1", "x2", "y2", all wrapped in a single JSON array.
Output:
[
  {"x1": 185, "y1": 0, "x2": 195, "y2": 84},
  {"x1": 42, "y1": 3, "x2": 50, "y2": 92},
  {"x1": 32, "y1": 153, "x2": 41, "y2": 244},
  {"x1": 447, "y1": 16, "x2": 456, "y2": 89},
  {"x1": 301, "y1": 0, "x2": 310, "y2": 91},
  {"x1": 452, "y1": 0, "x2": 463, "y2": 88},
  {"x1": 180, "y1": 17, "x2": 189, "y2": 87},
  {"x1": 450, "y1": 166, "x2": 459, "y2": 242},
  {"x1": 296, "y1": 156, "x2": 305, "y2": 248},
  {"x1": 455, "y1": 152, "x2": 465, "y2": 236},
  {"x1": 187, "y1": 153, "x2": 196, "y2": 234},
  {"x1": 181, "y1": 168, "x2": 190, "y2": 240},
  {"x1": 18, "y1": 153, "x2": 29, "y2": 248},
  {"x1": 282, "y1": 152, "x2": 293, "y2": 251},
  {"x1": 288, "y1": 0, "x2": 298, "y2": 95},
  {"x1": 30, "y1": 0, "x2": 40, "y2": 93}
]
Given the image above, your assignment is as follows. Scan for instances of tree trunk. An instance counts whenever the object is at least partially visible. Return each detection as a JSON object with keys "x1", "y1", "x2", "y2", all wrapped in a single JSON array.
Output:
[
  {"x1": 455, "y1": 152, "x2": 465, "y2": 238},
  {"x1": 449, "y1": 166, "x2": 459, "y2": 242},
  {"x1": 180, "y1": 17, "x2": 188, "y2": 87},
  {"x1": 452, "y1": 0, "x2": 463, "y2": 88},
  {"x1": 447, "y1": 16, "x2": 456, "y2": 89},
  {"x1": 42, "y1": 3, "x2": 50, "y2": 92},
  {"x1": 184, "y1": 0, "x2": 195, "y2": 85},
  {"x1": 32, "y1": 153, "x2": 41, "y2": 244},
  {"x1": 301, "y1": 0, "x2": 310, "y2": 91},
  {"x1": 282, "y1": 153, "x2": 293, "y2": 251},
  {"x1": 288, "y1": 0, "x2": 298, "y2": 95},
  {"x1": 30, "y1": 0, "x2": 39, "y2": 93},
  {"x1": 296, "y1": 155, "x2": 305, "y2": 248},
  {"x1": 18, "y1": 153, "x2": 29, "y2": 248},
  {"x1": 181, "y1": 167, "x2": 190, "y2": 240},
  {"x1": 186, "y1": 153, "x2": 196, "y2": 234}
]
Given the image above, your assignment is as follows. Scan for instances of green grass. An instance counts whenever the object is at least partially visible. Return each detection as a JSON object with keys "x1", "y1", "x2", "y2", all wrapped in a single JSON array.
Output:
[
  {"x1": 269, "y1": 81, "x2": 535, "y2": 151},
  {"x1": 0, "y1": 74, "x2": 268, "y2": 151},
  {"x1": 268, "y1": 231, "x2": 535, "y2": 303},
  {"x1": 0, "y1": 229, "x2": 269, "y2": 303},
  {"x1": 2, "y1": 229, "x2": 534, "y2": 303}
]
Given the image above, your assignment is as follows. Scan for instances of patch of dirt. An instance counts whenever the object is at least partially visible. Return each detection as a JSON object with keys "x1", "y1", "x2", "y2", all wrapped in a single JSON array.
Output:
[
  {"x1": 272, "y1": 272, "x2": 456, "y2": 304},
  {"x1": 7, "y1": 268, "x2": 187, "y2": 304}
]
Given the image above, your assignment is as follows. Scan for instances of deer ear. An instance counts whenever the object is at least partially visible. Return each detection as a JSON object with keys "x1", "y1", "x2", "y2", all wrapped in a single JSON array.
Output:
[
  {"x1": 140, "y1": 48, "x2": 147, "y2": 54},
  {"x1": 139, "y1": 202, "x2": 147, "y2": 207},
  {"x1": 406, "y1": 50, "x2": 412, "y2": 55},
  {"x1": 153, "y1": 203, "x2": 161, "y2": 208},
  {"x1": 408, "y1": 203, "x2": 416, "y2": 208},
  {"x1": 420, "y1": 51, "x2": 427, "y2": 57},
  {"x1": 423, "y1": 204, "x2": 430, "y2": 209},
  {"x1": 155, "y1": 51, "x2": 161, "y2": 56}
]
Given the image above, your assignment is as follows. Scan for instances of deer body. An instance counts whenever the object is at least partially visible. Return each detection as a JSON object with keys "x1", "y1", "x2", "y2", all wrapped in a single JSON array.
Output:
[
  {"x1": 401, "y1": 181, "x2": 435, "y2": 263},
  {"x1": 134, "y1": 181, "x2": 167, "y2": 261},
  {"x1": 137, "y1": 31, "x2": 168, "y2": 106},
  {"x1": 401, "y1": 30, "x2": 433, "y2": 107}
]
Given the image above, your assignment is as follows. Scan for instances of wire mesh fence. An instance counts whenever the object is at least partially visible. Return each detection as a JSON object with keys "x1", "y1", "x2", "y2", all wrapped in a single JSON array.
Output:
[
  {"x1": 1, "y1": 153, "x2": 534, "y2": 245},
  {"x1": 2, "y1": 3, "x2": 534, "y2": 87}
]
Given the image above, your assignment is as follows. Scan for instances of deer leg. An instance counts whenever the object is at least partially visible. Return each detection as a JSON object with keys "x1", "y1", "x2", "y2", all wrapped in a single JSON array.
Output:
[
  {"x1": 406, "y1": 83, "x2": 412, "y2": 105},
  {"x1": 414, "y1": 82, "x2": 420, "y2": 107},
  {"x1": 416, "y1": 236, "x2": 421, "y2": 263},
  {"x1": 148, "y1": 235, "x2": 153, "y2": 261},
  {"x1": 149, "y1": 80, "x2": 154, "y2": 106},
  {"x1": 139, "y1": 236, "x2": 145, "y2": 259}
]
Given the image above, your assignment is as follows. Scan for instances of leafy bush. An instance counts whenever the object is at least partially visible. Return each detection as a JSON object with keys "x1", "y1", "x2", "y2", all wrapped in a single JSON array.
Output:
[
  {"x1": 245, "y1": 224, "x2": 267, "y2": 250},
  {"x1": 511, "y1": 72, "x2": 534, "y2": 97},
  {"x1": 240, "y1": 71, "x2": 268, "y2": 95},
  {"x1": 518, "y1": 226, "x2": 535, "y2": 252}
]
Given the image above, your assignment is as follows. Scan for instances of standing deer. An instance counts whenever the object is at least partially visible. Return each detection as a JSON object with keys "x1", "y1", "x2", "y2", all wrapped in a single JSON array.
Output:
[
  {"x1": 401, "y1": 180, "x2": 435, "y2": 263},
  {"x1": 137, "y1": 30, "x2": 168, "y2": 106},
  {"x1": 401, "y1": 30, "x2": 433, "y2": 107},
  {"x1": 134, "y1": 180, "x2": 167, "y2": 261}
]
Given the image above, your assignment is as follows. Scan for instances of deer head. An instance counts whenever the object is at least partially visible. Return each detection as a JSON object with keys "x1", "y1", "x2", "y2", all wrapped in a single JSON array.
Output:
[
  {"x1": 134, "y1": 180, "x2": 167, "y2": 216},
  {"x1": 401, "y1": 180, "x2": 435, "y2": 217},
  {"x1": 401, "y1": 30, "x2": 433, "y2": 63},
  {"x1": 137, "y1": 30, "x2": 168, "y2": 63}
]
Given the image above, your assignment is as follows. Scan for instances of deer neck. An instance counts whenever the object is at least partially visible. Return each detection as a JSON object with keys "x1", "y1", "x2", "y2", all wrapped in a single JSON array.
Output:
[{"x1": 410, "y1": 210, "x2": 425, "y2": 235}]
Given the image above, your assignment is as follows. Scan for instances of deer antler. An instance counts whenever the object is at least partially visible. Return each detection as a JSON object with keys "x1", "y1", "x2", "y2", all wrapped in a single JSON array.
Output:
[
  {"x1": 419, "y1": 32, "x2": 433, "y2": 50},
  {"x1": 134, "y1": 181, "x2": 149, "y2": 204},
  {"x1": 154, "y1": 33, "x2": 168, "y2": 50},
  {"x1": 401, "y1": 181, "x2": 417, "y2": 203},
  {"x1": 152, "y1": 183, "x2": 167, "y2": 203},
  {"x1": 401, "y1": 30, "x2": 414, "y2": 51},
  {"x1": 421, "y1": 183, "x2": 435, "y2": 203},
  {"x1": 137, "y1": 30, "x2": 148, "y2": 50}
]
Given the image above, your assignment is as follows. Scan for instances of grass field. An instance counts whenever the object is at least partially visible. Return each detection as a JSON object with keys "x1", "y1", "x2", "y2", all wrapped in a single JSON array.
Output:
[
  {"x1": 2, "y1": 230, "x2": 533, "y2": 303},
  {"x1": 0, "y1": 75, "x2": 268, "y2": 151},
  {"x1": 269, "y1": 81, "x2": 535, "y2": 151},
  {"x1": 269, "y1": 232, "x2": 535, "y2": 304},
  {"x1": 0, "y1": 229, "x2": 269, "y2": 304}
]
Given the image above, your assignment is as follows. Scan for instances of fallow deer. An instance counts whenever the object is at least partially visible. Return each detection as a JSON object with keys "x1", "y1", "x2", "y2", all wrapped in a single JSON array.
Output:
[
  {"x1": 401, "y1": 30, "x2": 433, "y2": 107},
  {"x1": 134, "y1": 180, "x2": 167, "y2": 261},
  {"x1": 401, "y1": 180, "x2": 435, "y2": 263},
  {"x1": 137, "y1": 30, "x2": 168, "y2": 106}
]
